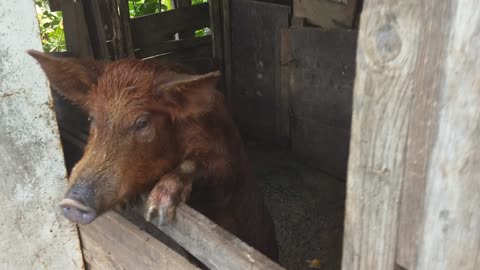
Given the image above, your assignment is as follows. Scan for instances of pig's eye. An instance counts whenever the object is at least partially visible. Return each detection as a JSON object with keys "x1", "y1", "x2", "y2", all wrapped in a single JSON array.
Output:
[
  {"x1": 87, "y1": 115, "x2": 95, "y2": 123},
  {"x1": 135, "y1": 116, "x2": 150, "y2": 131}
]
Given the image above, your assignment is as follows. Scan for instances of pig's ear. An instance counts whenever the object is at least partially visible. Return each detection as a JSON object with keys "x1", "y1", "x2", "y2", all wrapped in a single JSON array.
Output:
[
  {"x1": 28, "y1": 50, "x2": 105, "y2": 106},
  {"x1": 153, "y1": 71, "x2": 221, "y2": 118}
]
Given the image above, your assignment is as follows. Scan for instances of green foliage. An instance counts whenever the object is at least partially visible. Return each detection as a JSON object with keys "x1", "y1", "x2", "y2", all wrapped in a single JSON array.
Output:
[
  {"x1": 35, "y1": 0, "x2": 66, "y2": 52},
  {"x1": 128, "y1": 0, "x2": 170, "y2": 18},
  {"x1": 34, "y1": 0, "x2": 210, "y2": 52}
]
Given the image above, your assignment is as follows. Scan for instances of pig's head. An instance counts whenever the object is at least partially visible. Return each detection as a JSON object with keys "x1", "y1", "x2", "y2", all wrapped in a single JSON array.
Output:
[{"x1": 28, "y1": 50, "x2": 220, "y2": 225}]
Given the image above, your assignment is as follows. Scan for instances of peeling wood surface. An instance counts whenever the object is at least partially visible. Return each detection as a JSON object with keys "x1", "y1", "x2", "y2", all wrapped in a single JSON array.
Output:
[
  {"x1": 80, "y1": 212, "x2": 198, "y2": 270},
  {"x1": 342, "y1": 1, "x2": 424, "y2": 269},
  {"x1": 0, "y1": 1, "x2": 84, "y2": 268}
]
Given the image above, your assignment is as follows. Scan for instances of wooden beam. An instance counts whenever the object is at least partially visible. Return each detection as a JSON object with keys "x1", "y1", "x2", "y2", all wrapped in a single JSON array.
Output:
[
  {"x1": 79, "y1": 211, "x2": 198, "y2": 270},
  {"x1": 342, "y1": 1, "x2": 422, "y2": 269},
  {"x1": 61, "y1": 0, "x2": 93, "y2": 58},
  {"x1": 343, "y1": 0, "x2": 480, "y2": 270},
  {"x1": 221, "y1": 0, "x2": 233, "y2": 108},
  {"x1": 413, "y1": 2, "x2": 480, "y2": 269},
  {"x1": 131, "y1": 203, "x2": 285, "y2": 270},
  {"x1": 135, "y1": 35, "x2": 211, "y2": 59},
  {"x1": 130, "y1": 3, "x2": 210, "y2": 50},
  {"x1": 293, "y1": 0, "x2": 354, "y2": 28}
]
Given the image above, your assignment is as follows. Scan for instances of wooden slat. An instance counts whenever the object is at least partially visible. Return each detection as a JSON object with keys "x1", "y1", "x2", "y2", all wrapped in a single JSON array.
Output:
[
  {"x1": 131, "y1": 203, "x2": 285, "y2": 270},
  {"x1": 135, "y1": 35, "x2": 212, "y2": 59},
  {"x1": 61, "y1": 0, "x2": 93, "y2": 58},
  {"x1": 130, "y1": 3, "x2": 210, "y2": 50},
  {"x1": 230, "y1": 0, "x2": 290, "y2": 144},
  {"x1": 79, "y1": 211, "x2": 198, "y2": 270},
  {"x1": 174, "y1": 0, "x2": 195, "y2": 39},
  {"x1": 209, "y1": 0, "x2": 223, "y2": 61},
  {"x1": 286, "y1": 29, "x2": 357, "y2": 179},
  {"x1": 341, "y1": 1, "x2": 421, "y2": 269},
  {"x1": 413, "y1": 2, "x2": 480, "y2": 270},
  {"x1": 293, "y1": 0, "x2": 354, "y2": 28},
  {"x1": 221, "y1": 0, "x2": 233, "y2": 108},
  {"x1": 81, "y1": 0, "x2": 111, "y2": 60},
  {"x1": 343, "y1": 1, "x2": 480, "y2": 270},
  {"x1": 142, "y1": 43, "x2": 215, "y2": 74},
  {"x1": 48, "y1": 0, "x2": 62, "y2": 11}
]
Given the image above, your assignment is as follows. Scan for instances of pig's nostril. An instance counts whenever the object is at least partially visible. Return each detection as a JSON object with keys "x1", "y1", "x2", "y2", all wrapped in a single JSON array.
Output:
[{"x1": 59, "y1": 198, "x2": 97, "y2": 225}]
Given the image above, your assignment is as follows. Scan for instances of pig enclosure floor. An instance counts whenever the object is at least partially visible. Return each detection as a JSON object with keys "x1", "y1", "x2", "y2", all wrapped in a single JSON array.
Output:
[{"x1": 123, "y1": 142, "x2": 346, "y2": 270}]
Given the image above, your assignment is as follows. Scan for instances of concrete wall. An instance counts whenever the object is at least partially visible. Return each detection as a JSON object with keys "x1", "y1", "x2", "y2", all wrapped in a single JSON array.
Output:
[{"x1": 0, "y1": 0, "x2": 84, "y2": 269}]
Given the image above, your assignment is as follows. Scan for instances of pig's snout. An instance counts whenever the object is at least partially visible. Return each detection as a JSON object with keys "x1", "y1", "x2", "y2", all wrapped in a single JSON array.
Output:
[{"x1": 59, "y1": 184, "x2": 97, "y2": 225}]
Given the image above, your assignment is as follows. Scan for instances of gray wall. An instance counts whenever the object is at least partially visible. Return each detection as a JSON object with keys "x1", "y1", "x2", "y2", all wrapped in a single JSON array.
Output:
[{"x1": 0, "y1": 1, "x2": 84, "y2": 268}]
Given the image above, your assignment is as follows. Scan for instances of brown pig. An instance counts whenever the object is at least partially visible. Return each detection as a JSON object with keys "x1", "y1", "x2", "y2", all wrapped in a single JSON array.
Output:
[{"x1": 28, "y1": 50, "x2": 278, "y2": 261}]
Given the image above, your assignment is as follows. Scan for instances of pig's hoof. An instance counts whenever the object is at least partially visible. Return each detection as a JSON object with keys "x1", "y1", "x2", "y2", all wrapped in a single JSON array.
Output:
[
  {"x1": 144, "y1": 184, "x2": 179, "y2": 226},
  {"x1": 145, "y1": 202, "x2": 177, "y2": 226}
]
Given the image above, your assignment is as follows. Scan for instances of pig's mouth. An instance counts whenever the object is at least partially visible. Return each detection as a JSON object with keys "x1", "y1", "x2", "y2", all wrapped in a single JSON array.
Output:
[{"x1": 59, "y1": 198, "x2": 97, "y2": 225}]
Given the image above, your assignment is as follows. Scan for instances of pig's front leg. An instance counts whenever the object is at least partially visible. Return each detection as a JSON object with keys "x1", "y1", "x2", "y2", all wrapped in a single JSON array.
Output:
[{"x1": 144, "y1": 160, "x2": 196, "y2": 225}]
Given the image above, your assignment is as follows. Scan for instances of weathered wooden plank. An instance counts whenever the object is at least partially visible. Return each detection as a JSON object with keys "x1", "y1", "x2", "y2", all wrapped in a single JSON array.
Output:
[
  {"x1": 293, "y1": 0, "x2": 354, "y2": 28},
  {"x1": 174, "y1": 0, "x2": 195, "y2": 39},
  {"x1": 414, "y1": 2, "x2": 480, "y2": 270},
  {"x1": 106, "y1": 0, "x2": 134, "y2": 59},
  {"x1": 135, "y1": 35, "x2": 212, "y2": 59},
  {"x1": 131, "y1": 203, "x2": 285, "y2": 270},
  {"x1": 221, "y1": 0, "x2": 233, "y2": 107},
  {"x1": 394, "y1": 0, "x2": 451, "y2": 267},
  {"x1": 80, "y1": 211, "x2": 198, "y2": 270},
  {"x1": 130, "y1": 3, "x2": 210, "y2": 50},
  {"x1": 61, "y1": 0, "x2": 93, "y2": 57},
  {"x1": 209, "y1": 0, "x2": 223, "y2": 61},
  {"x1": 341, "y1": 1, "x2": 423, "y2": 269},
  {"x1": 141, "y1": 43, "x2": 215, "y2": 74},
  {"x1": 288, "y1": 29, "x2": 357, "y2": 179},
  {"x1": 118, "y1": 0, "x2": 135, "y2": 57},
  {"x1": 230, "y1": 0, "x2": 290, "y2": 143},
  {"x1": 82, "y1": 0, "x2": 111, "y2": 60},
  {"x1": 279, "y1": 29, "x2": 293, "y2": 147},
  {"x1": 0, "y1": 1, "x2": 83, "y2": 268}
]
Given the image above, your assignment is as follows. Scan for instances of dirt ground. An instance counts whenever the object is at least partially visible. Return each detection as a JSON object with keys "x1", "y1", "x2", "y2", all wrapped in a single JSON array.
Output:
[{"x1": 123, "y1": 141, "x2": 346, "y2": 270}]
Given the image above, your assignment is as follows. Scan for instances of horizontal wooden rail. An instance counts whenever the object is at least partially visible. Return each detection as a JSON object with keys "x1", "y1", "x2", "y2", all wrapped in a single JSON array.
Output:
[
  {"x1": 80, "y1": 211, "x2": 199, "y2": 270},
  {"x1": 131, "y1": 202, "x2": 285, "y2": 270},
  {"x1": 135, "y1": 35, "x2": 212, "y2": 59},
  {"x1": 130, "y1": 3, "x2": 210, "y2": 50}
]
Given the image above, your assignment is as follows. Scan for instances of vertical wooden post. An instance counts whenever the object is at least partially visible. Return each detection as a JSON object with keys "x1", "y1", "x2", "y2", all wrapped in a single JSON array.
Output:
[
  {"x1": 414, "y1": 2, "x2": 480, "y2": 270},
  {"x1": 342, "y1": 0, "x2": 480, "y2": 270}
]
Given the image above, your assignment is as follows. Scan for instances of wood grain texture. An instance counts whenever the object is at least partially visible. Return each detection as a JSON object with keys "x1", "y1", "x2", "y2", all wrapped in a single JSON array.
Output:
[
  {"x1": 131, "y1": 203, "x2": 285, "y2": 270},
  {"x1": 79, "y1": 211, "x2": 198, "y2": 270},
  {"x1": 286, "y1": 28, "x2": 357, "y2": 180},
  {"x1": 414, "y1": 2, "x2": 480, "y2": 270},
  {"x1": 343, "y1": 1, "x2": 480, "y2": 270},
  {"x1": 341, "y1": 1, "x2": 423, "y2": 269},
  {"x1": 395, "y1": 1, "x2": 452, "y2": 268},
  {"x1": 230, "y1": 0, "x2": 290, "y2": 143}
]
